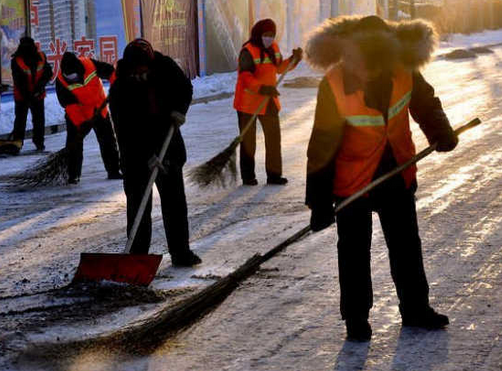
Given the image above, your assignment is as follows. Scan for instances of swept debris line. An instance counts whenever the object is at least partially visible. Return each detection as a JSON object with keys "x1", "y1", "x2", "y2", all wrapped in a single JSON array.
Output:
[{"x1": 21, "y1": 118, "x2": 481, "y2": 360}]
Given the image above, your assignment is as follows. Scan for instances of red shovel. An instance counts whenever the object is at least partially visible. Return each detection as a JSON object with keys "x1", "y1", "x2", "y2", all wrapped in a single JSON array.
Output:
[{"x1": 73, "y1": 118, "x2": 182, "y2": 286}]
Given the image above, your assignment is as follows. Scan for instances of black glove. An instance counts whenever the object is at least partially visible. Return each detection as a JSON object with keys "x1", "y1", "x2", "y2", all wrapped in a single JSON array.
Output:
[
  {"x1": 259, "y1": 85, "x2": 280, "y2": 97},
  {"x1": 170, "y1": 111, "x2": 186, "y2": 126},
  {"x1": 310, "y1": 203, "x2": 335, "y2": 232},
  {"x1": 292, "y1": 47, "x2": 303, "y2": 62},
  {"x1": 436, "y1": 132, "x2": 458, "y2": 152}
]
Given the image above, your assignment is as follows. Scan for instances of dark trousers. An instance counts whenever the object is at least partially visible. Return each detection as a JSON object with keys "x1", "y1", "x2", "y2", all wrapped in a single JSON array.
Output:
[
  {"x1": 13, "y1": 98, "x2": 45, "y2": 148},
  {"x1": 65, "y1": 115, "x2": 120, "y2": 180},
  {"x1": 237, "y1": 111, "x2": 282, "y2": 181},
  {"x1": 335, "y1": 175, "x2": 429, "y2": 320},
  {"x1": 124, "y1": 163, "x2": 190, "y2": 255}
]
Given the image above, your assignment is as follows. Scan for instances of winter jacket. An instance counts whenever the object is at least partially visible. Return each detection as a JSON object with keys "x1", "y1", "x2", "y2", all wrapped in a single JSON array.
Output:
[
  {"x1": 305, "y1": 16, "x2": 457, "y2": 208},
  {"x1": 56, "y1": 58, "x2": 114, "y2": 126},
  {"x1": 324, "y1": 63, "x2": 418, "y2": 198},
  {"x1": 11, "y1": 52, "x2": 52, "y2": 102},
  {"x1": 109, "y1": 51, "x2": 192, "y2": 170},
  {"x1": 56, "y1": 57, "x2": 110, "y2": 127}
]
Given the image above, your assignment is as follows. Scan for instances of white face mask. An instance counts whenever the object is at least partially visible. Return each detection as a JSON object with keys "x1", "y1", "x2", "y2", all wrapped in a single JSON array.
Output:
[
  {"x1": 262, "y1": 36, "x2": 274, "y2": 48},
  {"x1": 63, "y1": 72, "x2": 79, "y2": 82}
]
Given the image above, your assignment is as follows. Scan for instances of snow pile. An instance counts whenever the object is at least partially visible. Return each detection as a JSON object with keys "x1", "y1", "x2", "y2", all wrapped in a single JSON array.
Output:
[{"x1": 439, "y1": 29, "x2": 502, "y2": 53}]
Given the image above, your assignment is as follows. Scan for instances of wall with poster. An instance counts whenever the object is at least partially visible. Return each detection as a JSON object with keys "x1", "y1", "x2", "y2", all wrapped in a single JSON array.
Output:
[
  {"x1": 340, "y1": 0, "x2": 377, "y2": 15},
  {"x1": 30, "y1": 0, "x2": 128, "y2": 83},
  {"x1": 121, "y1": 0, "x2": 142, "y2": 43},
  {"x1": 250, "y1": 0, "x2": 321, "y2": 56},
  {"x1": 0, "y1": 0, "x2": 27, "y2": 85},
  {"x1": 202, "y1": 0, "x2": 332, "y2": 75},
  {"x1": 204, "y1": 0, "x2": 249, "y2": 74},
  {"x1": 141, "y1": 0, "x2": 198, "y2": 78}
]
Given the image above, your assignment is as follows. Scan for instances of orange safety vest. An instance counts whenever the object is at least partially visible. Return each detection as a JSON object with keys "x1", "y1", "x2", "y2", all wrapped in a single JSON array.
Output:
[
  {"x1": 14, "y1": 52, "x2": 47, "y2": 101},
  {"x1": 326, "y1": 64, "x2": 417, "y2": 197},
  {"x1": 57, "y1": 57, "x2": 108, "y2": 127},
  {"x1": 234, "y1": 42, "x2": 288, "y2": 115}
]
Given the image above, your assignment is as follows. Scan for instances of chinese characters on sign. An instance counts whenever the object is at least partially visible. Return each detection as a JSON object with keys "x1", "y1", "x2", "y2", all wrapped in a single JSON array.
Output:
[
  {"x1": 99, "y1": 36, "x2": 119, "y2": 65},
  {"x1": 47, "y1": 39, "x2": 68, "y2": 81},
  {"x1": 74, "y1": 37, "x2": 96, "y2": 58},
  {"x1": 31, "y1": 0, "x2": 39, "y2": 27},
  {"x1": 44, "y1": 36, "x2": 118, "y2": 81}
]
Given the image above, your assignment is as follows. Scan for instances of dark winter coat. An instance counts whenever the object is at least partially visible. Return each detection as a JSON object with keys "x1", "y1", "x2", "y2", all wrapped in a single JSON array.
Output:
[
  {"x1": 304, "y1": 17, "x2": 457, "y2": 209},
  {"x1": 109, "y1": 51, "x2": 192, "y2": 170},
  {"x1": 55, "y1": 58, "x2": 114, "y2": 111},
  {"x1": 11, "y1": 52, "x2": 52, "y2": 102}
]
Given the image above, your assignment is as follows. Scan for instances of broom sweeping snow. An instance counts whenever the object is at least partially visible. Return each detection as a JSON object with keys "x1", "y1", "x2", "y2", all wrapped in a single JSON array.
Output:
[
  {"x1": 5, "y1": 99, "x2": 109, "y2": 189},
  {"x1": 7, "y1": 147, "x2": 71, "y2": 187},
  {"x1": 188, "y1": 57, "x2": 299, "y2": 188}
]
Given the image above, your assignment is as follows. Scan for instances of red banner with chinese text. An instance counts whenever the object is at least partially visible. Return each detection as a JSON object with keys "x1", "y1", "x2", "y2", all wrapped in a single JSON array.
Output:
[
  {"x1": 121, "y1": 0, "x2": 141, "y2": 43},
  {"x1": 141, "y1": 0, "x2": 198, "y2": 78}
]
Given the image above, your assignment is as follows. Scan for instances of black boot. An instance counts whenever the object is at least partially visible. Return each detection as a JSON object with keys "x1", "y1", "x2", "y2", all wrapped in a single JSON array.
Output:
[
  {"x1": 346, "y1": 318, "x2": 372, "y2": 342},
  {"x1": 243, "y1": 178, "x2": 258, "y2": 186},
  {"x1": 171, "y1": 250, "x2": 202, "y2": 267},
  {"x1": 68, "y1": 177, "x2": 80, "y2": 185},
  {"x1": 401, "y1": 306, "x2": 449, "y2": 329},
  {"x1": 267, "y1": 176, "x2": 288, "y2": 185},
  {"x1": 107, "y1": 171, "x2": 123, "y2": 180}
]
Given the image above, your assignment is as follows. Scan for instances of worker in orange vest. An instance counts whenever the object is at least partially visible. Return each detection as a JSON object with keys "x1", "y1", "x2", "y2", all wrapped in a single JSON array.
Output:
[
  {"x1": 56, "y1": 52, "x2": 121, "y2": 184},
  {"x1": 305, "y1": 16, "x2": 458, "y2": 341},
  {"x1": 234, "y1": 18, "x2": 302, "y2": 186},
  {"x1": 11, "y1": 37, "x2": 52, "y2": 153}
]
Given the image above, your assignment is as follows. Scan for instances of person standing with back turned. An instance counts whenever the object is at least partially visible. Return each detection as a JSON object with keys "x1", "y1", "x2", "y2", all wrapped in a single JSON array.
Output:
[{"x1": 305, "y1": 16, "x2": 458, "y2": 341}]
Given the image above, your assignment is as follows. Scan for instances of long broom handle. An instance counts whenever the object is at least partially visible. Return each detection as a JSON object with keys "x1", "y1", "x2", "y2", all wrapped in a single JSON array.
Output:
[
  {"x1": 238, "y1": 56, "x2": 299, "y2": 140},
  {"x1": 264, "y1": 118, "x2": 482, "y2": 252},
  {"x1": 124, "y1": 123, "x2": 178, "y2": 254}
]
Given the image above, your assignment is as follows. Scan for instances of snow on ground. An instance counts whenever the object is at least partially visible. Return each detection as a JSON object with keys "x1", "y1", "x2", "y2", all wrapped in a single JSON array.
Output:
[
  {"x1": 440, "y1": 29, "x2": 502, "y2": 51},
  {"x1": 1, "y1": 30, "x2": 502, "y2": 370}
]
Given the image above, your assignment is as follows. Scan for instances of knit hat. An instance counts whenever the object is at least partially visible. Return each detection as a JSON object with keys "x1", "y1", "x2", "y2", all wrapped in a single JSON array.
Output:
[
  {"x1": 61, "y1": 52, "x2": 84, "y2": 76},
  {"x1": 249, "y1": 18, "x2": 277, "y2": 47},
  {"x1": 14, "y1": 36, "x2": 38, "y2": 60},
  {"x1": 123, "y1": 38, "x2": 155, "y2": 67}
]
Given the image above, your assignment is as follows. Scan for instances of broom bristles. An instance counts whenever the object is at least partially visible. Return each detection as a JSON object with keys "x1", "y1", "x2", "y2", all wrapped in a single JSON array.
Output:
[
  {"x1": 188, "y1": 138, "x2": 239, "y2": 188},
  {"x1": 6, "y1": 147, "x2": 70, "y2": 189}
]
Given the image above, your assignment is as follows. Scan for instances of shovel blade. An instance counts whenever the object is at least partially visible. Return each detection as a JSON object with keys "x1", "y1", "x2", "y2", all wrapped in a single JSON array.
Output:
[{"x1": 73, "y1": 253, "x2": 163, "y2": 286}]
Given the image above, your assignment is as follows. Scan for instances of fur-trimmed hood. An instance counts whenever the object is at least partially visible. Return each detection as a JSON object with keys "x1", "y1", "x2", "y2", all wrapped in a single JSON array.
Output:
[{"x1": 305, "y1": 16, "x2": 438, "y2": 72}]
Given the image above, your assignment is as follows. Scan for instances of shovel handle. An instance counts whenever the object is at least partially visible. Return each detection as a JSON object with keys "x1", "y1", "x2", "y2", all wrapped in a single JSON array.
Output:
[{"x1": 124, "y1": 123, "x2": 178, "y2": 254}]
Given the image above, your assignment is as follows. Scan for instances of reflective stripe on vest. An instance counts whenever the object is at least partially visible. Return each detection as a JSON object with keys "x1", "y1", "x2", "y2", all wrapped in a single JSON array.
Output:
[
  {"x1": 233, "y1": 42, "x2": 282, "y2": 115},
  {"x1": 345, "y1": 91, "x2": 411, "y2": 127},
  {"x1": 388, "y1": 90, "x2": 412, "y2": 120},
  {"x1": 65, "y1": 70, "x2": 98, "y2": 91},
  {"x1": 326, "y1": 64, "x2": 416, "y2": 197},
  {"x1": 57, "y1": 57, "x2": 107, "y2": 126},
  {"x1": 253, "y1": 52, "x2": 282, "y2": 65}
]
